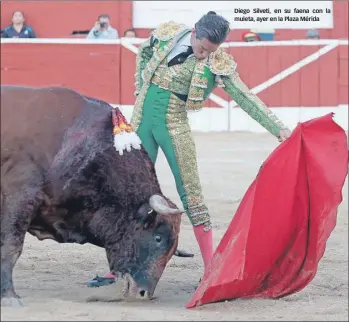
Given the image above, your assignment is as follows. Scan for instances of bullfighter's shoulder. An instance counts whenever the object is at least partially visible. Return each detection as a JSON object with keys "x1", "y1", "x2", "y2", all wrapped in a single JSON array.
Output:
[
  {"x1": 208, "y1": 48, "x2": 237, "y2": 76},
  {"x1": 152, "y1": 21, "x2": 188, "y2": 41}
]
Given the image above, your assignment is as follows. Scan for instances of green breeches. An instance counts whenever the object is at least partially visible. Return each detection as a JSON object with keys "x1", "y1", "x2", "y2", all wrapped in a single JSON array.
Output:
[{"x1": 136, "y1": 84, "x2": 211, "y2": 228}]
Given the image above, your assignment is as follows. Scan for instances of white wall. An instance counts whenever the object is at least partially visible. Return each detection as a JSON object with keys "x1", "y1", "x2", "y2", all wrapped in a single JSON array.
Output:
[{"x1": 132, "y1": 1, "x2": 333, "y2": 29}]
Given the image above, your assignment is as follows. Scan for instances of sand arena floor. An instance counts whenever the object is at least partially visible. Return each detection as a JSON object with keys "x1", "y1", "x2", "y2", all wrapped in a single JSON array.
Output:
[{"x1": 1, "y1": 132, "x2": 348, "y2": 321}]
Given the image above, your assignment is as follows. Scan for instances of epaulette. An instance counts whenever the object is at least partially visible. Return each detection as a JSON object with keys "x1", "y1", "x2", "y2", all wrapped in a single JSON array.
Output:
[
  {"x1": 208, "y1": 48, "x2": 237, "y2": 76},
  {"x1": 152, "y1": 20, "x2": 188, "y2": 41}
]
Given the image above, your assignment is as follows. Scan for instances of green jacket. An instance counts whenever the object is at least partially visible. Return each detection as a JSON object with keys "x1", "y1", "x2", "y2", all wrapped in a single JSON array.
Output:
[{"x1": 131, "y1": 21, "x2": 289, "y2": 138}]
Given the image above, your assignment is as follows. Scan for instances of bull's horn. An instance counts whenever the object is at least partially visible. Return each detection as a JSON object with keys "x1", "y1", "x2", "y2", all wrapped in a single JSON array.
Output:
[{"x1": 149, "y1": 195, "x2": 184, "y2": 215}]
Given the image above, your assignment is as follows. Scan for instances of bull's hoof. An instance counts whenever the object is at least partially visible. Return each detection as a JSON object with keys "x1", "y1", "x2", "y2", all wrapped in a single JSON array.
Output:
[{"x1": 1, "y1": 296, "x2": 23, "y2": 307}]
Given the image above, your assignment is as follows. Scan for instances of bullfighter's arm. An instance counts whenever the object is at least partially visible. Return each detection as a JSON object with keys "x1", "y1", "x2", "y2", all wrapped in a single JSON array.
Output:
[
  {"x1": 134, "y1": 36, "x2": 156, "y2": 96},
  {"x1": 210, "y1": 49, "x2": 290, "y2": 139},
  {"x1": 221, "y1": 73, "x2": 289, "y2": 138}
]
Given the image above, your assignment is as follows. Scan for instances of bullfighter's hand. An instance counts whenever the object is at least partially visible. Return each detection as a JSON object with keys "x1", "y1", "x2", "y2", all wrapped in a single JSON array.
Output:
[{"x1": 278, "y1": 129, "x2": 292, "y2": 142}]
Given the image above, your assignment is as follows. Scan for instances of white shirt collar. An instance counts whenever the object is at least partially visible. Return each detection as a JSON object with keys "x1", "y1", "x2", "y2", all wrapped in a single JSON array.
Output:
[{"x1": 181, "y1": 32, "x2": 192, "y2": 47}]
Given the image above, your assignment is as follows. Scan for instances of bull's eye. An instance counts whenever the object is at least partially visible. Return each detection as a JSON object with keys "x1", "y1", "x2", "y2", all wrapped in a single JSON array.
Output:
[{"x1": 155, "y1": 235, "x2": 162, "y2": 243}]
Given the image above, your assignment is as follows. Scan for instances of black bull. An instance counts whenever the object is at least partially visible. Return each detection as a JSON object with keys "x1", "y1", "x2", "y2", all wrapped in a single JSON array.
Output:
[{"x1": 0, "y1": 85, "x2": 193, "y2": 307}]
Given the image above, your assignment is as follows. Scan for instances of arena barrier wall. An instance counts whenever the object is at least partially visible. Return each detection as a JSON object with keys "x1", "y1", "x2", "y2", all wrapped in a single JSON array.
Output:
[{"x1": 1, "y1": 38, "x2": 348, "y2": 132}]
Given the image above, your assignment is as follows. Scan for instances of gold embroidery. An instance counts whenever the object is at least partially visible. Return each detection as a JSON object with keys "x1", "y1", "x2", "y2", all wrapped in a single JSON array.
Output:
[
  {"x1": 134, "y1": 80, "x2": 140, "y2": 96},
  {"x1": 160, "y1": 73, "x2": 173, "y2": 89},
  {"x1": 151, "y1": 74, "x2": 161, "y2": 85},
  {"x1": 153, "y1": 21, "x2": 188, "y2": 41},
  {"x1": 187, "y1": 195, "x2": 205, "y2": 205},
  {"x1": 152, "y1": 69, "x2": 171, "y2": 90},
  {"x1": 141, "y1": 68, "x2": 151, "y2": 86},
  {"x1": 183, "y1": 58, "x2": 208, "y2": 110},
  {"x1": 195, "y1": 60, "x2": 207, "y2": 74},
  {"x1": 171, "y1": 64, "x2": 182, "y2": 74},
  {"x1": 134, "y1": 35, "x2": 213, "y2": 125},
  {"x1": 191, "y1": 73, "x2": 208, "y2": 89},
  {"x1": 155, "y1": 47, "x2": 169, "y2": 62},
  {"x1": 133, "y1": 33, "x2": 191, "y2": 130},
  {"x1": 166, "y1": 93, "x2": 211, "y2": 227},
  {"x1": 140, "y1": 38, "x2": 176, "y2": 86},
  {"x1": 188, "y1": 87, "x2": 204, "y2": 101},
  {"x1": 150, "y1": 55, "x2": 198, "y2": 95},
  {"x1": 185, "y1": 99, "x2": 204, "y2": 111},
  {"x1": 134, "y1": 37, "x2": 156, "y2": 94},
  {"x1": 130, "y1": 84, "x2": 150, "y2": 131},
  {"x1": 148, "y1": 58, "x2": 159, "y2": 73},
  {"x1": 209, "y1": 48, "x2": 237, "y2": 76}
]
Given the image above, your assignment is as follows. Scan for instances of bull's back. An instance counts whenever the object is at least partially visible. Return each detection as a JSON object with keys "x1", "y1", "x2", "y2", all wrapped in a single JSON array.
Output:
[{"x1": 1, "y1": 86, "x2": 87, "y2": 161}]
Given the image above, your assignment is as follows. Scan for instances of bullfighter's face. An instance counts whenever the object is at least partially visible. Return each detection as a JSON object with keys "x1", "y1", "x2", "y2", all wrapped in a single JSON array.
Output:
[
  {"x1": 190, "y1": 29, "x2": 221, "y2": 60},
  {"x1": 104, "y1": 195, "x2": 183, "y2": 300}
]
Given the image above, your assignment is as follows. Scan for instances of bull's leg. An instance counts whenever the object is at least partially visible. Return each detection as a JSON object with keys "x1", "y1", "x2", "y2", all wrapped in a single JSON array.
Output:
[
  {"x1": 1, "y1": 189, "x2": 42, "y2": 307},
  {"x1": 1, "y1": 245, "x2": 23, "y2": 308}
]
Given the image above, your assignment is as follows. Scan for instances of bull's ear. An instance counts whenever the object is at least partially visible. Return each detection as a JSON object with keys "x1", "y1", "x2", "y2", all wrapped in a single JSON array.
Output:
[{"x1": 135, "y1": 203, "x2": 157, "y2": 228}]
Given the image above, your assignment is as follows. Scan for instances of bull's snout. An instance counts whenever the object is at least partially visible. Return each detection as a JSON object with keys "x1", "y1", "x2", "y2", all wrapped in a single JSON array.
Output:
[
  {"x1": 121, "y1": 273, "x2": 155, "y2": 300},
  {"x1": 138, "y1": 289, "x2": 152, "y2": 300}
]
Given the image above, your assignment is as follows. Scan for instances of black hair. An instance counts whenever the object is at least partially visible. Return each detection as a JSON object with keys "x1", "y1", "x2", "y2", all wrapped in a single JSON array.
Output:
[
  {"x1": 194, "y1": 11, "x2": 230, "y2": 44},
  {"x1": 98, "y1": 14, "x2": 110, "y2": 20}
]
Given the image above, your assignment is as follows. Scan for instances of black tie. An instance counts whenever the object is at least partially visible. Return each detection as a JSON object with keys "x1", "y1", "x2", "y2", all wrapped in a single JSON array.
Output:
[{"x1": 168, "y1": 46, "x2": 193, "y2": 67}]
